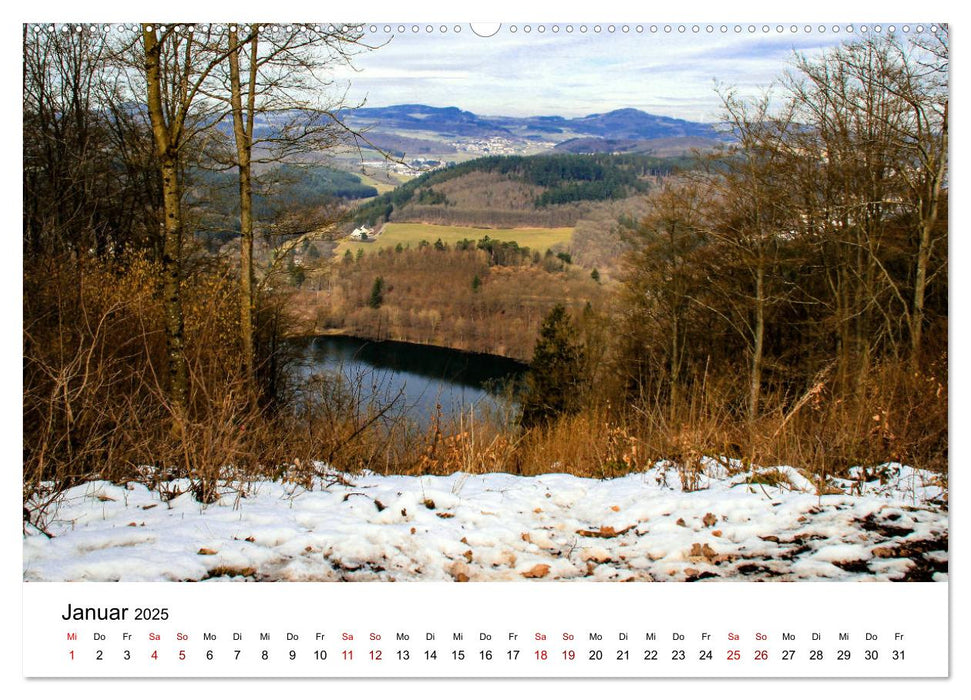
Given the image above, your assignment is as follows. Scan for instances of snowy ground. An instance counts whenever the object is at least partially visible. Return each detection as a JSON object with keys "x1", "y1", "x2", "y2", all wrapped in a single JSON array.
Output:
[{"x1": 23, "y1": 460, "x2": 947, "y2": 582}]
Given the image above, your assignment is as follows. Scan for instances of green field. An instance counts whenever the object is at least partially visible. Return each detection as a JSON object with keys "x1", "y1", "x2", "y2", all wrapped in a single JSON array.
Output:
[
  {"x1": 355, "y1": 171, "x2": 410, "y2": 195},
  {"x1": 336, "y1": 223, "x2": 574, "y2": 257}
]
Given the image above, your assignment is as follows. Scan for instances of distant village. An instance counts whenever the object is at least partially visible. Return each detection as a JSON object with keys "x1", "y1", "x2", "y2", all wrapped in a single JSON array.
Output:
[
  {"x1": 356, "y1": 135, "x2": 552, "y2": 178},
  {"x1": 455, "y1": 136, "x2": 521, "y2": 155},
  {"x1": 359, "y1": 158, "x2": 449, "y2": 177}
]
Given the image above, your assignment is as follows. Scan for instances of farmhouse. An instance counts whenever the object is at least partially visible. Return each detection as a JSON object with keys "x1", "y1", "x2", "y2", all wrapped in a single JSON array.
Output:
[{"x1": 349, "y1": 226, "x2": 373, "y2": 241}]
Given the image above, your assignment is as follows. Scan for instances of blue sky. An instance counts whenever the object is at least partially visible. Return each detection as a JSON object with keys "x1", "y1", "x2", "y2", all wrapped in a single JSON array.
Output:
[{"x1": 331, "y1": 24, "x2": 864, "y2": 121}]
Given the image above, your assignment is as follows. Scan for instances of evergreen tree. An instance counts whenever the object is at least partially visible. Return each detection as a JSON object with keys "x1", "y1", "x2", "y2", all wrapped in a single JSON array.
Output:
[
  {"x1": 521, "y1": 304, "x2": 585, "y2": 428},
  {"x1": 368, "y1": 276, "x2": 385, "y2": 309},
  {"x1": 287, "y1": 259, "x2": 306, "y2": 287}
]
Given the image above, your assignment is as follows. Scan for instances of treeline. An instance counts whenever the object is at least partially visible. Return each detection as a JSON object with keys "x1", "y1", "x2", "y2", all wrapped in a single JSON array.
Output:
[
  {"x1": 23, "y1": 30, "x2": 163, "y2": 259},
  {"x1": 352, "y1": 153, "x2": 688, "y2": 226},
  {"x1": 263, "y1": 164, "x2": 378, "y2": 201},
  {"x1": 513, "y1": 32, "x2": 949, "y2": 479},
  {"x1": 392, "y1": 203, "x2": 586, "y2": 229},
  {"x1": 191, "y1": 164, "x2": 377, "y2": 241},
  {"x1": 23, "y1": 23, "x2": 380, "y2": 515}
]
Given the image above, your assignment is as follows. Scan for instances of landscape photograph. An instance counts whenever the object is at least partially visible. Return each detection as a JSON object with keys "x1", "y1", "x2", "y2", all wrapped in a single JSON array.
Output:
[{"x1": 22, "y1": 22, "x2": 948, "y2": 582}]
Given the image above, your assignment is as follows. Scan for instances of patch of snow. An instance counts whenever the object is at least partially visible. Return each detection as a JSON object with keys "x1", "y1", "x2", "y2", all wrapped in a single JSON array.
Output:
[{"x1": 23, "y1": 460, "x2": 947, "y2": 583}]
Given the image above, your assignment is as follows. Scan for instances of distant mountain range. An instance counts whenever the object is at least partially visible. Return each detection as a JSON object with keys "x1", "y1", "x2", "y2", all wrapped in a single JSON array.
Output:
[
  {"x1": 345, "y1": 104, "x2": 509, "y2": 137},
  {"x1": 520, "y1": 107, "x2": 718, "y2": 140},
  {"x1": 341, "y1": 104, "x2": 723, "y2": 155}
]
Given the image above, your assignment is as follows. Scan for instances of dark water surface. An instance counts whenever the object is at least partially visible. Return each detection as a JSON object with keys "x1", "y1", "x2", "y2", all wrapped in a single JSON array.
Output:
[{"x1": 295, "y1": 335, "x2": 527, "y2": 428}]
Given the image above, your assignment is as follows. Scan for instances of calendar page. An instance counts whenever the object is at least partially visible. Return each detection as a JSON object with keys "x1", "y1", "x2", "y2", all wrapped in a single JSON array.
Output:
[{"x1": 19, "y1": 1, "x2": 954, "y2": 694}]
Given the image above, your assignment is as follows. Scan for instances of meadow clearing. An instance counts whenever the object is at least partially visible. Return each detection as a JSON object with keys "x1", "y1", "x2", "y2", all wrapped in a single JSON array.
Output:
[{"x1": 336, "y1": 222, "x2": 574, "y2": 257}]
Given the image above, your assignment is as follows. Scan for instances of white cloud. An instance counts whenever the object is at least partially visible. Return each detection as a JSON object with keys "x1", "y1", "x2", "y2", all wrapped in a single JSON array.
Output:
[{"x1": 335, "y1": 26, "x2": 854, "y2": 120}]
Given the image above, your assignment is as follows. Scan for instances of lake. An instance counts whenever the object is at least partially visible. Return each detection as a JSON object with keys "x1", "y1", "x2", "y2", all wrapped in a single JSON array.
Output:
[{"x1": 294, "y1": 335, "x2": 528, "y2": 430}]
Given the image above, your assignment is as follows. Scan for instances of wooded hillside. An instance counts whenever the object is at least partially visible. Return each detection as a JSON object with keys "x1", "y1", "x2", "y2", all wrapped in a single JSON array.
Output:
[{"x1": 352, "y1": 153, "x2": 694, "y2": 228}]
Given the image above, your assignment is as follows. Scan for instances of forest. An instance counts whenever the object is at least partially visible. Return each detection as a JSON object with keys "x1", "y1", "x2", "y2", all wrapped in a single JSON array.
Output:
[
  {"x1": 23, "y1": 23, "x2": 948, "y2": 539},
  {"x1": 303, "y1": 239, "x2": 604, "y2": 360},
  {"x1": 351, "y1": 153, "x2": 691, "y2": 227}
]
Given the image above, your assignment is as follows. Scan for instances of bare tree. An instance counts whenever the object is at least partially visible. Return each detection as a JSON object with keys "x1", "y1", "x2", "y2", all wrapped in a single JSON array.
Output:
[
  {"x1": 219, "y1": 23, "x2": 369, "y2": 397},
  {"x1": 889, "y1": 28, "x2": 948, "y2": 363},
  {"x1": 140, "y1": 24, "x2": 238, "y2": 412},
  {"x1": 705, "y1": 92, "x2": 798, "y2": 421},
  {"x1": 23, "y1": 25, "x2": 161, "y2": 258},
  {"x1": 787, "y1": 31, "x2": 948, "y2": 379},
  {"x1": 620, "y1": 179, "x2": 707, "y2": 421}
]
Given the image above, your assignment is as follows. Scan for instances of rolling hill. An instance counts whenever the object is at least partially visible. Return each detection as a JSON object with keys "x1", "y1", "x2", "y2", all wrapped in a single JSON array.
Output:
[
  {"x1": 340, "y1": 104, "x2": 723, "y2": 156},
  {"x1": 351, "y1": 152, "x2": 694, "y2": 229}
]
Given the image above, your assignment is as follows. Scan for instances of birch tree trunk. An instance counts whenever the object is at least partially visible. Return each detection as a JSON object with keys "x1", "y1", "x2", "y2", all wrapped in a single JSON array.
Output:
[
  {"x1": 749, "y1": 263, "x2": 765, "y2": 423},
  {"x1": 227, "y1": 26, "x2": 257, "y2": 396},
  {"x1": 142, "y1": 26, "x2": 188, "y2": 411}
]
